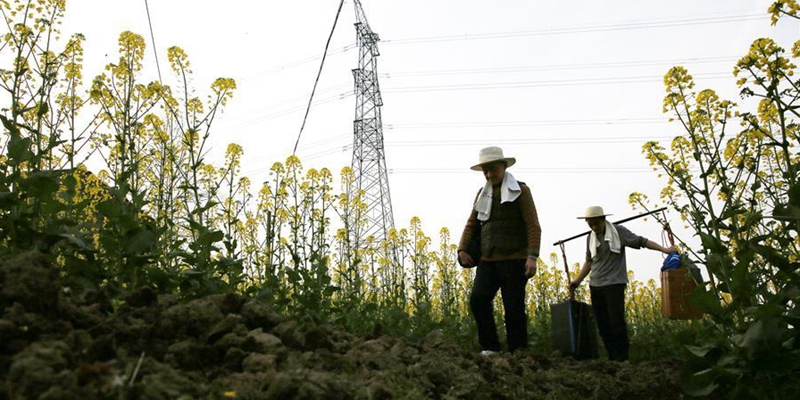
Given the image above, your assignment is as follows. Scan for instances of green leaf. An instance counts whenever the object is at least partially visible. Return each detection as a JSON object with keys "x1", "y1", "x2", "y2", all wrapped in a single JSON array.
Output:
[
  {"x1": 680, "y1": 367, "x2": 720, "y2": 397},
  {"x1": 717, "y1": 353, "x2": 739, "y2": 367},
  {"x1": 787, "y1": 182, "x2": 799, "y2": 208},
  {"x1": 179, "y1": 269, "x2": 203, "y2": 276},
  {"x1": 58, "y1": 233, "x2": 90, "y2": 250},
  {"x1": 690, "y1": 286, "x2": 723, "y2": 316},
  {"x1": 63, "y1": 173, "x2": 77, "y2": 192},
  {"x1": 124, "y1": 228, "x2": 156, "y2": 254},
  {"x1": 97, "y1": 200, "x2": 123, "y2": 217},
  {"x1": 190, "y1": 200, "x2": 218, "y2": 216},
  {"x1": 751, "y1": 242, "x2": 793, "y2": 272},
  {"x1": 37, "y1": 101, "x2": 49, "y2": 118},
  {"x1": 285, "y1": 268, "x2": 301, "y2": 283},
  {"x1": 205, "y1": 230, "x2": 224, "y2": 244},
  {"x1": 24, "y1": 171, "x2": 60, "y2": 198},
  {"x1": 0, "y1": 114, "x2": 19, "y2": 135},
  {"x1": 7, "y1": 136, "x2": 34, "y2": 164},
  {"x1": 685, "y1": 344, "x2": 716, "y2": 358},
  {"x1": 739, "y1": 320, "x2": 764, "y2": 349},
  {"x1": 699, "y1": 232, "x2": 726, "y2": 252}
]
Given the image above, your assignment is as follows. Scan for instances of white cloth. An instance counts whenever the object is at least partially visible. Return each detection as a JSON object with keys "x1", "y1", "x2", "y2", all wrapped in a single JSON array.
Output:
[
  {"x1": 589, "y1": 221, "x2": 621, "y2": 258},
  {"x1": 474, "y1": 172, "x2": 521, "y2": 221}
]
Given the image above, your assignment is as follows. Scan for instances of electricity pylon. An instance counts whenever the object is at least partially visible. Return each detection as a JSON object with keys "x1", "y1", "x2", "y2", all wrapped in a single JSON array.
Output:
[{"x1": 349, "y1": 0, "x2": 394, "y2": 245}]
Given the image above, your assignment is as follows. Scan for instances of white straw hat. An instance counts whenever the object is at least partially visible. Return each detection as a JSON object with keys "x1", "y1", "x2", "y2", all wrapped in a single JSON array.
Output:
[
  {"x1": 577, "y1": 206, "x2": 613, "y2": 219},
  {"x1": 470, "y1": 146, "x2": 516, "y2": 171}
]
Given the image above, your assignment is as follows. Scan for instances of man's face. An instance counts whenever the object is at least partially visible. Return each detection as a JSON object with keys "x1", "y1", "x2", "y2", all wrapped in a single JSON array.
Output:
[
  {"x1": 586, "y1": 217, "x2": 605, "y2": 233},
  {"x1": 481, "y1": 161, "x2": 507, "y2": 186}
]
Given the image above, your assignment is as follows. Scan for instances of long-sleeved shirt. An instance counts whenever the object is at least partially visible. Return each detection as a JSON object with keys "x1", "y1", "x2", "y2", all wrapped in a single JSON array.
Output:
[{"x1": 458, "y1": 183, "x2": 542, "y2": 261}]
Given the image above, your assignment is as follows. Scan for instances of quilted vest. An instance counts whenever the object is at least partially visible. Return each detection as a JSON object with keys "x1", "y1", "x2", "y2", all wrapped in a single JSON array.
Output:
[{"x1": 480, "y1": 183, "x2": 526, "y2": 257}]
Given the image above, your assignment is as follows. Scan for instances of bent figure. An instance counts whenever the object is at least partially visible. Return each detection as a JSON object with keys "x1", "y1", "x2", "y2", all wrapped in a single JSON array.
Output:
[{"x1": 570, "y1": 206, "x2": 676, "y2": 361}]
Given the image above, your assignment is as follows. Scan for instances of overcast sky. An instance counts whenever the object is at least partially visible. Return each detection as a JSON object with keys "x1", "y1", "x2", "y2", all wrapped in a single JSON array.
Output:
[{"x1": 61, "y1": 0, "x2": 798, "y2": 284}]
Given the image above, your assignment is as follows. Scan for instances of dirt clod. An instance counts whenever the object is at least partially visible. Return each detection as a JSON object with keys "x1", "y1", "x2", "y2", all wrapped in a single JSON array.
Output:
[{"x1": 0, "y1": 252, "x2": 683, "y2": 399}]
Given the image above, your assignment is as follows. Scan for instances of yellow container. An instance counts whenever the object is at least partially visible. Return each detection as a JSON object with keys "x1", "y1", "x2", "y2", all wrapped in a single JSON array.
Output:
[{"x1": 661, "y1": 268, "x2": 702, "y2": 320}]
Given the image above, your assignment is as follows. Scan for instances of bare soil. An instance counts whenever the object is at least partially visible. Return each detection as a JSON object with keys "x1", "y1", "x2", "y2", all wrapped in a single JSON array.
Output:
[{"x1": 0, "y1": 252, "x2": 683, "y2": 399}]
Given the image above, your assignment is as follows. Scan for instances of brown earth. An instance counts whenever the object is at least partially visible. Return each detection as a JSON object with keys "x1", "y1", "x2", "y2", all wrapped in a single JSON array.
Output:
[{"x1": 0, "y1": 252, "x2": 684, "y2": 399}]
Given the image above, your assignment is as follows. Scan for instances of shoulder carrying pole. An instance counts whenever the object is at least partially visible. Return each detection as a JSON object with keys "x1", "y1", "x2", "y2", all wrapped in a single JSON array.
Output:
[
  {"x1": 554, "y1": 207, "x2": 668, "y2": 295},
  {"x1": 553, "y1": 207, "x2": 667, "y2": 247}
]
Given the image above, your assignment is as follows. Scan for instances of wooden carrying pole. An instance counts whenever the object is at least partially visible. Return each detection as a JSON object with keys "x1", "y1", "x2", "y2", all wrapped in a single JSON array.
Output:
[{"x1": 554, "y1": 207, "x2": 667, "y2": 296}]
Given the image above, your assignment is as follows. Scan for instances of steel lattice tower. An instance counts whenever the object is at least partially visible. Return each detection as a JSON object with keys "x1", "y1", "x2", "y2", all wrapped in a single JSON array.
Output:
[{"x1": 350, "y1": 0, "x2": 394, "y2": 245}]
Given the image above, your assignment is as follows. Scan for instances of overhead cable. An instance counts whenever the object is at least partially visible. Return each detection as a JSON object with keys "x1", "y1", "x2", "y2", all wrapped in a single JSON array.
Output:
[
  {"x1": 292, "y1": 0, "x2": 346, "y2": 156},
  {"x1": 143, "y1": 0, "x2": 163, "y2": 84},
  {"x1": 382, "y1": 14, "x2": 767, "y2": 45},
  {"x1": 242, "y1": 12, "x2": 763, "y2": 80},
  {"x1": 382, "y1": 72, "x2": 729, "y2": 94},
  {"x1": 222, "y1": 71, "x2": 729, "y2": 131},
  {"x1": 381, "y1": 56, "x2": 737, "y2": 78}
]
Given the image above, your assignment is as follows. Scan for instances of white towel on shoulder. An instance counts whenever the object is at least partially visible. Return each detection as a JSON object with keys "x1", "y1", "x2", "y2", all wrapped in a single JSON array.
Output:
[
  {"x1": 589, "y1": 221, "x2": 621, "y2": 258},
  {"x1": 474, "y1": 172, "x2": 521, "y2": 221}
]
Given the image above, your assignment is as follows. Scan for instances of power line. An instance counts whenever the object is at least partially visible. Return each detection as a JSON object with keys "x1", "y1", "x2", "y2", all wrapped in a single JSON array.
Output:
[
  {"x1": 238, "y1": 133, "x2": 684, "y2": 178},
  {"x1": 382, "y1": 72, "x2": 729, "y2": 94},
  {"x1": 388, "y1": 167, "x2": 659, "y2": 175},
  {"x1": 220, "y1": 54, "x2": 735, "y2": 132},
  {"x1": 293, "y1": 0, "x2": 346, "y2": 156},
  {"x1": 239, "y1": 118, "x2": 671, "y2": 172},
  {"x1": 262, "y1": 82, "x2": 351, "y2": 110},
  {"x1": 383, "y1": 136, "x2": 679, "y2": 147},
  {"x1": 235, "y1": 112, "x2": 723, "y2": 174},
  {"x1": 239, "y1": 12, "x2": 763, "y2": 81},
  {"x1": 251, "y1": 55, "x2": 733, "y2": 121},
  {"x1": 224, "y1": 91, "x2": 354, "y2": 131},
  {"x1": 221, "y1": 71, "x2": 729, "y2": 133},
  {"x1": 231, "y1": 72, "x2": 723, "y2": 128},
  {"x1": 386, "y1": 118, "x2": 667, "y2": 130},
  {"x1": 143, "y1": 0, "x2": 162, "y2": 84},
  {"x1": 240, "y1": 43, "x2": 357, "y2": 82},
  {"x1": 241, "y1": 144, "x2": 350, "y2": 178},
  {"x1": 236, "y1": 116, "x2": 671, "y2": 168},
  {"x1": 381, "y1": 56, "x2": 737, "y2": 79},
  {"x1": 225, "y1": 82, "x2": 351, "y2": 121},
  {"x1": 241, "y1": 133, "x2": 350, "y2": 170},
  {"x1": 382, "y1": 13, "x2": 767, "y2": 46}
]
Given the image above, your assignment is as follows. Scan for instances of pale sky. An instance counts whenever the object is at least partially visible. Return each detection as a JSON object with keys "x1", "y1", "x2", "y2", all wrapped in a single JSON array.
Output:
[{"x1": 61, "y1": 0, "x2": 798, "y2": 284}]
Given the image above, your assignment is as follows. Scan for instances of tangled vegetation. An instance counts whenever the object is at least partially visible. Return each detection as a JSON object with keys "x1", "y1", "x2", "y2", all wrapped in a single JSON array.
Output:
[
  {"x1": 630, "y1": 1, "x2": 800, "y2": 397},
  {"x1": 0, "y1": 0, "x2": 797, "y2": 398},
  {"x1": 0, "y1": 0, "x2": 687, "y2": 357}
]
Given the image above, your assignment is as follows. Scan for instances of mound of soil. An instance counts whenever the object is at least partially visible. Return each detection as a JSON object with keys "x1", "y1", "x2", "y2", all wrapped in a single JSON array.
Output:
[{"x1": 0, "y1": 252, "x2": 682, "y2": 399}]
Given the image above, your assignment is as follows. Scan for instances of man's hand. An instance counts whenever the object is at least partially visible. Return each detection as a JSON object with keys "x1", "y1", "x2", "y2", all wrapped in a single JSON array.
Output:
[
  {"x1": 569, "y1": 279, "x2": 581, "y2": 290},
  {"x1": 525, "y1": 257, "x2": 537, "y2": 278},
  {"x1": 646, "y1": 240, "x2": 679, "y2": 255},
  {"x1": 458, "y1": 251, "x2": 475, "y2": 267}
]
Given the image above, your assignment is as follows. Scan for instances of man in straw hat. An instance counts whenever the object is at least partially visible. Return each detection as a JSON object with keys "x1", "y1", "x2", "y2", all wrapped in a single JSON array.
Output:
[
  {"x1": 570, "y1": 205, "x2": 676, "y2": 361},
  {"x1": 458, "y1": 146, "x2": 542, "y2": 354}
]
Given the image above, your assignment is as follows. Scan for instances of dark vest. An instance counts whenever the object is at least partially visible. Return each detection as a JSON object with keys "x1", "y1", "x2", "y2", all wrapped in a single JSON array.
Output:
[{"x1": 480, "y1": 183, "x2": 526, "y2": 257}]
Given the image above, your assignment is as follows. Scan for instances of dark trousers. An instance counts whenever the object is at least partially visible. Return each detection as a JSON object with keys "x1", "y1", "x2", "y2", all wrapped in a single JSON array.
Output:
[
  {"x1": 590, "y1": 284, "x2": 629, "y2": 361},
  {"x1": 469, "y1": 259, "x2": 529, "y2": 352}
]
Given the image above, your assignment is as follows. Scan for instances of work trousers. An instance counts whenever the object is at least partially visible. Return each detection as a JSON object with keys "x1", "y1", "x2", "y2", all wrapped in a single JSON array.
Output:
[
  {"x1": 590, "y1": 283, "x2": 629, "y2": 361},
  {"x1": 469, "y1": 259, "x2": 529, "y2": 352}
]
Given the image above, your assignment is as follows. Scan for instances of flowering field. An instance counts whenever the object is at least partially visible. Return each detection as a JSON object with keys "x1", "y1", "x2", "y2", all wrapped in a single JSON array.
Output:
[{"x1": 1, "y1": 1, "x2": 798, "y2": 398}]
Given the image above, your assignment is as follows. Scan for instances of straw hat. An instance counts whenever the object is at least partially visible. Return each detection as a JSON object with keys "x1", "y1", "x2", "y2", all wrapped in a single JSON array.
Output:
[
  {"x1": 577, "y1": 206, "x2": 613, "y2": 219},
  {"x1": 470, "y1": 146, "x2": 517, "y2": 171}
]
